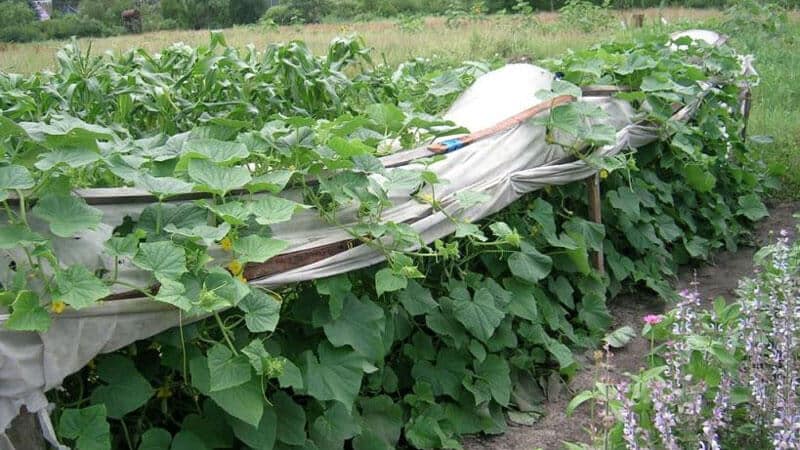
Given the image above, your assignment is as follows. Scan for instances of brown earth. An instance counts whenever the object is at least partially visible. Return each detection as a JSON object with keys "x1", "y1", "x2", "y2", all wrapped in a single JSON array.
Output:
[{"x1": 463, "y1": 201, "x2": 800, "y2": 450}]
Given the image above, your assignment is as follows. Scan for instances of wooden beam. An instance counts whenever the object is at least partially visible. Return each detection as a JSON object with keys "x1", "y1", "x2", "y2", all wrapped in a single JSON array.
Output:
[{"x1": 586, "y1": 173, "x2": 604, "y2": 274}]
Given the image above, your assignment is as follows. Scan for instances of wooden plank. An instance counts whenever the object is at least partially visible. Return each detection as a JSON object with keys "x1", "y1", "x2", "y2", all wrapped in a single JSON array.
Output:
[{"x1": 586, "y1": 173, "x2": 604, "y2": 274}]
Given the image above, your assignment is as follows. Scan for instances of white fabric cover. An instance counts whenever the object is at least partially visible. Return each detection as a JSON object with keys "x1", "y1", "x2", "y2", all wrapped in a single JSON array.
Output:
[{"x1": 0, "y1": 30, "x2": 729, "y2": 448}]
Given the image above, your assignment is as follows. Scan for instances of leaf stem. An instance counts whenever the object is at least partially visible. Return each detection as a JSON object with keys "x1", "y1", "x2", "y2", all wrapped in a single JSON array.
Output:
[
  {"x1": 214, "y1": 311, "x2": 238, "y2": 356},
  {"x1": 15, "y1": 190, "x2": 27, "y2": 226}
]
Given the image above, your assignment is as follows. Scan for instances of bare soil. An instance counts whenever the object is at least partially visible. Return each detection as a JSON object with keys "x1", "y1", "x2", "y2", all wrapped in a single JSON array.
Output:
[{"x1": 464, "y1": 201, "x2": 800, "y2": 450}]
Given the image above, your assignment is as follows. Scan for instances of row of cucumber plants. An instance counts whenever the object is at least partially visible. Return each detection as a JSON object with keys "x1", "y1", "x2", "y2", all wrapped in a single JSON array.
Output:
[{"x1": 0, "y1": 32, "x2": 770, "y2": 448}]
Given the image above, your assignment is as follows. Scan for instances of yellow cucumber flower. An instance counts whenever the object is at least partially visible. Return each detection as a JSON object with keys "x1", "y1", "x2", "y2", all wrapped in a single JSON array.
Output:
[
  {"x1": 227, "y1": 259, "x2": 244, "y2": 276},
  {"x1": 50, "y1": 300, "x2": 66, "y2": 314}
]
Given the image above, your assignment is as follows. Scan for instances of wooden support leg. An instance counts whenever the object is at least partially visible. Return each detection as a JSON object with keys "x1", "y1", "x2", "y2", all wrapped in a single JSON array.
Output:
[
  {"x1": 741, "y1": 87, "x2": 752, "y2": 141},
  {"x1": 6, "y1": 407, "x2": 46, "y2": 450},
  {"x1": 586, "y1": 173, "x2": 604, "y2": 274}
]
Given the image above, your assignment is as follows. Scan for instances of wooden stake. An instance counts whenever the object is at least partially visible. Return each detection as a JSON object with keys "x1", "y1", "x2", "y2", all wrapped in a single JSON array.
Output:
[
  {"x1": 6, "y1": 407, "x2": 46, "y2": 450},
  {"x1": 586, "y1": 173, "x2": 604, "y2": 274}
]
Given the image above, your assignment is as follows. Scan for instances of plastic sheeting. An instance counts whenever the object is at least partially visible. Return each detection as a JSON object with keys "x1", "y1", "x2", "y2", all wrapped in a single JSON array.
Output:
[{"x1": 0, "y1": 30, "x2": 731, "y2": 448}]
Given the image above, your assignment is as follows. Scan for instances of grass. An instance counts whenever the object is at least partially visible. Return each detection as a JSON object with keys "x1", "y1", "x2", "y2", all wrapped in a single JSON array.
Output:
[
  {"x1": 0, "y1": 7, "x2": 797, "y2": 198},
  {"x1": 739, "y1": 22, "x2": 800, "y2": 197}
]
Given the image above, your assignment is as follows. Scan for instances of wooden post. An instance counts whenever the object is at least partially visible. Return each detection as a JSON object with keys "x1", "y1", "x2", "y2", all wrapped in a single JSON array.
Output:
[
  {"x1": 586, "y1": 173, "x2": 604, "y2": 274},
  {"x1": 633, "y1": 13, "x2": 644, "y2": 28},
  {"x1": 741, "y1": 87, "x2": 752, "y2": 141},
  {"x1": 6, "y1": 407, "x2": 46, "y2": 450}
]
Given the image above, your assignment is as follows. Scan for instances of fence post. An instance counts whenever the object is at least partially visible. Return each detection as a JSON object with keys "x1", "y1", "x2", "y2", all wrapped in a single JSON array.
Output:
[
  {"x1": 586, "y1": 173, "x2": 604, "y2": 274},
  {"x1": 6, "y1": 407, "x2": 46, "y2": 450}
]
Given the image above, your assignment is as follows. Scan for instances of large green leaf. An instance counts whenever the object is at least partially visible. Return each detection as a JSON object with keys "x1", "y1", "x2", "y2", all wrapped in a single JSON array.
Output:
[
  {"x1": 153, "y1": 278, "x2": 193, "y2": 311},
  {"x1": 246, "y1": 170, "x2": 294, "y2": 194},
  {"x1": 190, "y1": 357, "x2": 264, "y2": 427},
  {"x1": 31, "y1": 194, "x2": 103, "y2": 238},
  {"x1": 563, "y1": 218, "x2": 605, "y2": 251},
  {"x1": 4, "y1": 291, "x2": 51, "y2": 331},
  {"x1": 451, "y1": 288, "x2": 504, "y2": 342},
  {"x1": 578, "y1": 293, "x2": 612, "y2": 332},
  {"x1": 135, "y1": 174, "x2": 193, "y2": 199},
  {"x1": 188, "y1": 159, "x2": 251, "y2": 196},
  {"x1": 181, "y1": 138, "x2": 249, "y2": 165},
  {"x1": 237, "y1": 290, "x2": 281, "y2": 333},
  {"x1": 353, "y1": 396, "x2": 404, "y2": 450},
  {"x1": 55, "y1": 265, "x2": 110, "y2": 309},
  {"x1": 58, "y1": 405, "x2": 111, "y2": 450},
  {"x1": 504, "y1": 278, "x2": 538, "y2": 322},
  {"x1": 544, "y1": 337, "x2": 575, "y2": 369},
  {"x1": 472, "y1": 354, "x2": 511, "y2": 406},
  {"x1": 164, "y1": 223, "x2": 230, "y2": 247},
  {"x1": 207, "y1": 344, "x2": 252, "y2": 392},
  {"x1": 90, "y1": 355, "x2": 153, "y2": 418},
  {"x1": 273, "y1": 391, "x2": 307, "y2": 446},
  {"x1": 0, "y1": 225, "x2": 46, "y2": 249},
  {"x1": 180, "y1": 402, "x2": 234, "y2": 450},
  {"x1": 200, "y1": 268, "x2": 250, "y2": 308},
  {"x1": 103, "y1": 234, "x2": 139, "y2": 258},
  {"x1": 397, "y1": 280, "x2": 438, "y2": 316},
  {"x1": 366, "y1": 103, "x2": 406, "y2": 133},
  {"x1": 375, "y1": 268, "x2": 407, "y2": 296},
  {"x1": 227, "y1": 406, "x2": 277, "y2": 450},
  {"x1": 170, "y1": 431, "x2": 208, "y2": 450},
  {"x1": 249, "y1": 195, "x2": 306, "y2": 225},
  {"x1": 232, "y1": 235, "x2": 289, "y2": 263},
  {"x1": 133, "y1": 241, "x2": 187, "y2": 280},
  {"x1": 508, "y1": 247, "x2": 552, "y2": 283},
  {"x1": 683, "y1": 164, "x2": 716, "y2": 192},
  {"x1": 322, "y1": 294, "x2": 386, "y2": 360},
  {"x1": 241, "y1": 339, "x2": 272, "y2": 376},
  {"x1": 737, "y1": 194, "x2": 769, "y2": 221},
  {"x1": 35, "y1": 148, "x2": 101, "y2": 171},
  {"x1": 607, "y1": 187, "x2": 640, "y2": 217},
  {"x1": 203, "y1": 200, "x2": 251, "y2": 225},
  {"x1": 137, "y1": 428, "x2": 171, "y2": 450},
  {"x1": 0, "y1": 165, "x2": 34, "y2": 190},
  {"x1": 302, "y1": 342, "x2": 369, "y2": 409},
  {"x1": 309, "y1": 401, "x2": 361, "y2": 449}
]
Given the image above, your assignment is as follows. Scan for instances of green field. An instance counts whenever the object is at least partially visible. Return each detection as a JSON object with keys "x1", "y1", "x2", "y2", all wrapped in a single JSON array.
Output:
[{"x1": 2, "y1": 8, "x2": 795, "y2": 197}]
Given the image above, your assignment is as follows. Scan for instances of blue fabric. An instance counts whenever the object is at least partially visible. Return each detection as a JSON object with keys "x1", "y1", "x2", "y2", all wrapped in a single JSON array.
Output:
[{"x1": 438, "y1": 138, "x2": 466, "y2": 153}]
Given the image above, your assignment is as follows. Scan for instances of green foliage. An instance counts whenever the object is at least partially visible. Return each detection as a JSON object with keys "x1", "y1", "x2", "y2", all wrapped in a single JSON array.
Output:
[
  {"x1": 0, "y1": 31, "x2": 769, "y2": 449},
  {"x1": 0, "y1": 1, "x2": 36, "y2": 30},
  {"x1": 723, "y1": 0, "x2": 791, "y2": 50},
  {"x1": 262, "y1": 0, "x2": 333, "y2": 25},
  {"x1": 558, "y1": 0, "x2": 613, "y2": 32}
]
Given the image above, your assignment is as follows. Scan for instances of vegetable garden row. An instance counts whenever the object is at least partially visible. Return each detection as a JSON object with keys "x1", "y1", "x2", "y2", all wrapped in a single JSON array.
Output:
[{"x1": 0, "y1": 30, "x2": 769, "y2": 449}]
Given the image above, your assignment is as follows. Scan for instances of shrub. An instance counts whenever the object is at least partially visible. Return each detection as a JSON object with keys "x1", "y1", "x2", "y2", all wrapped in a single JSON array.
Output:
[
  {"x1": 78, "y1": 0, "x2": 133, "y2": 26},
  {"x1": 230, "y1": 0, "x2": 269, "y2": 24},
  {"x1": 159, "y1": 0, "x2": 233, "y2": 29},
  {"x1": 0, "y1": 25, "x2": 45, "y2": 43},
  {"x1": 261, "y1": 4, "x2": 296, "y2": 25},
  {"x1": 558, "y1": 0, "x2": 614, "y2": 32},
  {"x1": 38, "y1": 15, "x2": 109, "y2": 40},
  {"x1": 0, "y1": 0, "x2": 37, "y2": 30},
  {"x1": 264, "y1": 0, "x2": 332, "y2": 24}
]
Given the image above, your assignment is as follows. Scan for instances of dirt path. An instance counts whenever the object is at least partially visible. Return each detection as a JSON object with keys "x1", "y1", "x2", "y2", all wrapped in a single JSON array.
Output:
[{"x1": 464, "y1": 201, "x2": 800, "y2": 450}]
